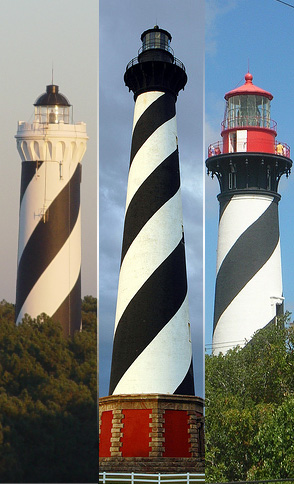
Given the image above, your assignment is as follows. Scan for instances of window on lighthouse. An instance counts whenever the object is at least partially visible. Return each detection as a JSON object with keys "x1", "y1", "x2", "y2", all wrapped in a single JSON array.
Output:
[
  {"x1": 35, "y1": 105, "x2": 70, "y2": 124},
  {"x1": 227, "y1": 95, "x2": 271, "y2": 129}
]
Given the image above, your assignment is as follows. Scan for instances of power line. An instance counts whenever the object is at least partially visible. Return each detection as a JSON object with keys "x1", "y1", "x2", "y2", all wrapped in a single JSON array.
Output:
[{"x1": 274, "y1": 0, "x2": 294, "y2": 8}]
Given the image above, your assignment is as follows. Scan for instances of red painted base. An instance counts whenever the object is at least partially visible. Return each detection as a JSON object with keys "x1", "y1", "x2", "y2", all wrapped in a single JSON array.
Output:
[{"x1": 99, "y1": 394, "x2": 204, "y2": 473}]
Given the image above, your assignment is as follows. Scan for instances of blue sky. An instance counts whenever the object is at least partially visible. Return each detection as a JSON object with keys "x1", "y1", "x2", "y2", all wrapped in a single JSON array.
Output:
[{"x1": 205, "y1": 0, "x2": 294, "y2": 350}]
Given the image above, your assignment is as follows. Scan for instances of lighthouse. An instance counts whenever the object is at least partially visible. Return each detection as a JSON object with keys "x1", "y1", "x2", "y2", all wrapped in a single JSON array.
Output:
[
  {"x1": 15, "y1": 84, "x2": 88, "y2": 336},
  {"x1": 206, "y1": 72, "x2": 292, "y2": 355},
  {"x1": 99, "y1": 27, "x2": 204, "y2": 473}
]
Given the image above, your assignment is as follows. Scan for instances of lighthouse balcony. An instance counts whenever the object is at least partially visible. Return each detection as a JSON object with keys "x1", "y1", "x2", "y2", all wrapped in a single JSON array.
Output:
[
  {"x1": 221, "y1": 115, "x2": 277, "y2": 131},
  {"x1": 208, "y1": 140, "x2": 290, "y2": 158},
  {"x1": 124, "y1": 53, "x2": 187, "y2": 99},
  {"x1": 16, "y1": 121, "x2": 87, "y2": 142},
  {"x1": 125, "y1": 53, "x2": 186, "y2": 72}
]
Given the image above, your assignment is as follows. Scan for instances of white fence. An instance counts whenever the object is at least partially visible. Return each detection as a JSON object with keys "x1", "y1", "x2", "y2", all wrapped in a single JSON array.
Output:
[{"x1": 99, "y1": 472, "x2": 205, "y2": 483}]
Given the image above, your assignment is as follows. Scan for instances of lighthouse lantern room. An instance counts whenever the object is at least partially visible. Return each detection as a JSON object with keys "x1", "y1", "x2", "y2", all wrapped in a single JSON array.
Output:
[
  {"x1": 209, "y1": 72, "x2": 290, "y2": 158},
  {"x1": 141, "y1": 26, "x2": 171, "y2": 52},
  {"x1": 34, "y1": 84, "x2": 72, "y2": 124}
]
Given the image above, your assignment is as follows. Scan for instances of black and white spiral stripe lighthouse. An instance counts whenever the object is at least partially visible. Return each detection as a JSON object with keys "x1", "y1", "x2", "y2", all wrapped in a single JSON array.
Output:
[
  {"x1": 15, "y1": 85, "x2": 88, "y2": 336},
  {"x1": 99, "y1": 27, "x2": 204, "y2": 470},
  {"x1": 109, "y1": 26, "x2": 195, "y2": 396},
  {"x1": 206, "y1": 73, "x2": 292, "y2": 354}
]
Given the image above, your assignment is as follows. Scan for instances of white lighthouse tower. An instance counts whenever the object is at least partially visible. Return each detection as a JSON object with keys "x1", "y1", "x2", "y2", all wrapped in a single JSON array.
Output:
[
  {"x1": 15, "y1": 84, "x2": 88, "y2": 336},
  {"x1": 207, "y1": 73, "x2": 292, "y2": 354}
]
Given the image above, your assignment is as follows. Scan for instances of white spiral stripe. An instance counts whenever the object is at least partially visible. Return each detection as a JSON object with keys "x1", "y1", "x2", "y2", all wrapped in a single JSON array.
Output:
[
  {"x1": 217, "y1": 194, "x2": 274, "y2": 272},
  {"x1": 132, "y1": 91, "x2": 165, "y2": 131},
  {"x1": 115, "y1": 189, "x2": 183, "y2": 328},
  {"x1": 18, "y1": 160, "x2": 79, "y2": 262},
  {"x1": 113, "y1": 295, "x2": 192, "y2": 395},
  {"x1": 213, "y1": 241, "x2": 283, "y2": 354},
  {"x1": 126, "y1": 116, "x2": 177, "y2": 211},
  {"x1": 16, "y1": 210, "x2": 81, "y2": 323}
]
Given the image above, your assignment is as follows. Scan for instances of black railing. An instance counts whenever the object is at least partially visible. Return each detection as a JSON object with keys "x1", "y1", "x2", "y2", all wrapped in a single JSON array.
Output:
[{"x1": 126, "y1": 55, "x2": 186, "y2": 73}]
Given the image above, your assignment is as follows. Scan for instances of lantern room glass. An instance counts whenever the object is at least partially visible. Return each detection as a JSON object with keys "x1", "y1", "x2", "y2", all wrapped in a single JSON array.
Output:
[
  {"x1": 34, "y1": 105, "x2": 71, "y2": 124},
  {"x1": 226, "y1": 95, "x2": 271, "y2": 129},
  {"x1": 142, "y1": 31, "x2": 171, "y2": 52}
]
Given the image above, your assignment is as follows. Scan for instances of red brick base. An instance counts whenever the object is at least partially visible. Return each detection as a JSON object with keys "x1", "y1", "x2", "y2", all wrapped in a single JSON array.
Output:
[{"x1": 99, "y1": 394, "x2": 204, "y2": 473}]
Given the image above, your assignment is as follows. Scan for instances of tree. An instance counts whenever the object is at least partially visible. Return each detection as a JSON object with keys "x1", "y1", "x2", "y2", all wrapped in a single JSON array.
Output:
[
  {"x1": 249, "y1": 396, "x2": 294, "y2": 479},
  {"x1": 205, "y1": 314, "x2": 294, "y2": 482},
  {"x1": 0, "y1": 298, "x2": 97, "y2": 483}
]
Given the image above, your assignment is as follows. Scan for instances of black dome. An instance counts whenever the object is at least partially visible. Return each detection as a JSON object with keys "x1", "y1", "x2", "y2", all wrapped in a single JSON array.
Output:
[{"x1": 34, "y1": 85, "x2": 71, "y2": 106}]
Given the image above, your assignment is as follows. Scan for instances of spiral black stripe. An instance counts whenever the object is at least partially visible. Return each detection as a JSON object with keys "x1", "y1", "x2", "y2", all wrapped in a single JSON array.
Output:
[
  {"x1": 213, "y1": 200, "x2": 279, "y2": 331},
  {"x1": 174, "y1": 359, "x2": 195, "y2": 395},
  {"x1": 219, "y1": 198, "x2": 230, "y2": 220},
  {"x1": 130, "y1": 92, "x2": 175, "y2": 165},
  {"x1": 52, "y1": 271, "x2": 81, "y2": 336},
  {"x1": 109, "y1": 238, "x2": 187, "y2": 395},
  {"x1": 121, "y1": 149, "x2": 180, "y2": 263},
  {"x1": 15, "y1": 164, "x2": 81, "y2": 320},
  {"x1": 20, "y1": 161, "x2": 44, "y2": 204}
]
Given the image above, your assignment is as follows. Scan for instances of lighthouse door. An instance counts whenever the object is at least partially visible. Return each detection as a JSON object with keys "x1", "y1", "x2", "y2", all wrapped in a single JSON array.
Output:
[{"x1": 236, "y1": 130, "x2": 247, "y2": 152}]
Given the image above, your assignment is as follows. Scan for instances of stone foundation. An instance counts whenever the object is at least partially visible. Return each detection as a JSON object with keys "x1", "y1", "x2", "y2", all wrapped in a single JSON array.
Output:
[{"x1": 99, "y1": 456, "x2": 205, "y2": 473}]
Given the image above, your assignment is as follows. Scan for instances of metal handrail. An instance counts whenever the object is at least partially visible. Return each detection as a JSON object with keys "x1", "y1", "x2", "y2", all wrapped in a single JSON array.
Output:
[
  {"x1": 275, "y1": 141, "x2": 290, "y2": 157},
  {"x1": 207, "y1": 140, "x2": 290, "y2": 158},
  {"x1": 222, "y1": 116, "x2": 277, "y2": 131},
  {"x1": 126, "y1": 55, "x2": 186, "y2": 73},
  {"x1": 138, "y1": 43, "x2": 175, "y2": 57},
  {"x1": 207, "y1": 141, "x2": 223, "y2": 157}
]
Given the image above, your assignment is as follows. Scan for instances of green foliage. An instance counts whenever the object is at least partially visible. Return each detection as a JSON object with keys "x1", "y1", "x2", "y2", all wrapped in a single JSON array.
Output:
[
  {"x1": 249, "y1": 397, "x2": 294, "y2": 479},
  {"x1": 206, "y1": 313, "x2": 294, "y2": 482},
  {"x1": 0, "y1": 298, "x2": 97, "y2": 483},
  {"x1": 81, "y1": 295, "x2": 97, "y2": 334}
]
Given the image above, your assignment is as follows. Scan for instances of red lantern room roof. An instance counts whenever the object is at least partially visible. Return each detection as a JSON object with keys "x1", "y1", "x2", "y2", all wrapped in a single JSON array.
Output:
[{"x1": 224, "y1": 72, "x2": 273, "y2": 101}]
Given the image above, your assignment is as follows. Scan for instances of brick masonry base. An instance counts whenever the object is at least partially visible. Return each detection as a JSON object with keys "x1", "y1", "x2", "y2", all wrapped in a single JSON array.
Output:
[
  {"x1": 99, "y1": 456, "x2": 204, "y2": 473},
  {"x1": 99, "y1": 394, "x2": 204, "y2": 473}
]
